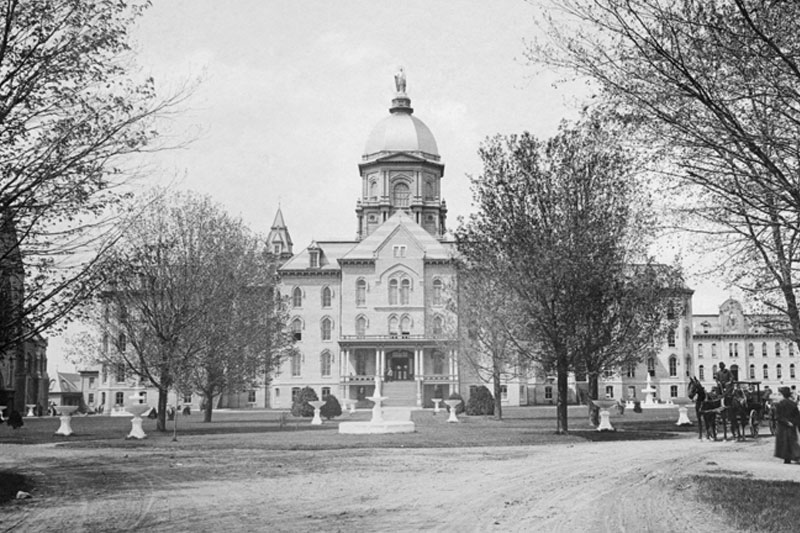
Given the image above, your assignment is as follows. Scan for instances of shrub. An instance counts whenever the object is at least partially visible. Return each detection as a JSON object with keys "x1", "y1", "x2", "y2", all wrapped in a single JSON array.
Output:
[
  {"x1": 320, "y1": 395, "x2": 342, "y2": 420},
  {"x1": 633, "y1": 401, "x2": 642, "y2": 413},
  {"x1": 466, "y1": 386, "x2": 495, "y2": 416},
  {"x1": 291, "y1": 386, "x2": 319, "y2": 418},
  {"x1": 448, "y1": 392, "x2": 465, "y2": 414}
]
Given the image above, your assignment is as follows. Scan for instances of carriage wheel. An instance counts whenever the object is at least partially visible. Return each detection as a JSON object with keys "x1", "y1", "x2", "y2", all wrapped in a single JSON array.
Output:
[{"x1": 749, "y1": 410, "x2": 759, "y2": 438}]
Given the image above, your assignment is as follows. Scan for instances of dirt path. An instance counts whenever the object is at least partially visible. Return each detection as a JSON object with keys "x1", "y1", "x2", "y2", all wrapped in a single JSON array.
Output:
[{"x1": 0, "y1": 434, "x2": 790, "y2": 532}]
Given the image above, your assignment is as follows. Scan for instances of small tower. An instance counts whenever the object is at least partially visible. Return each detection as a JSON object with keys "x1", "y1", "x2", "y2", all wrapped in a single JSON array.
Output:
[{"x1": 266, "y1": 207, "x2": 293, "y2": 263}]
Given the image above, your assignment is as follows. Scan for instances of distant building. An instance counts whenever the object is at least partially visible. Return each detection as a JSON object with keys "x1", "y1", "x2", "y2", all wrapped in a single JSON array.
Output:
[{"x1": 693, "y1": 298, "x2": 798, "y2": 395}]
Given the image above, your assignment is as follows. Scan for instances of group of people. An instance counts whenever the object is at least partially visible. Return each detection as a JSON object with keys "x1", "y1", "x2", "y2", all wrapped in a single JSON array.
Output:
[{"x1": 715, "y1": 361, "x2": 800, "y2": 465}]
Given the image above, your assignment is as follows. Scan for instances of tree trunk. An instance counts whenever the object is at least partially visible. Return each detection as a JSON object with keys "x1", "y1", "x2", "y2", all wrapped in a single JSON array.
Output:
[
  {"x1": 492, "y1": 371, "x2": 503, "y2": 420},
  {"x1": 203, "y1": 393, "x2": 213, "y2": 422},
  {"x1": 157, "y1": 388, "x2": 168, "y2": 432},
  {"x1": 588, "y1": 372, "x2": 599, "y2": 427},
  {"x1": 556, "y1": 356, "x2": 569, "y2": 434}
]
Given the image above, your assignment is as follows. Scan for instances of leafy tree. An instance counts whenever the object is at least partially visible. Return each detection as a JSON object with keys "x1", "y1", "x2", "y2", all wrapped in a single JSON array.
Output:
[
  {"x1": 0, "y1": 1, "x2": 186, "y2": 412},
  {"x1": 457, "y1": 115, "x2": 677, "y2": 433},
  {"x1": 93, "y1": 190, "x2": 291, "y2": 430},
  {"x1": 531, "y1": 0, "x2": 800, "y2": 340},
  {"x1": 291, "y1": 386, "x2": 318, "y2": 418},
  {"x1": 466, "y1": 385, "x2": 495, "y2": 416},
  {"x1": 449, "y1": 254, "x2": 527, "y2": 420}
]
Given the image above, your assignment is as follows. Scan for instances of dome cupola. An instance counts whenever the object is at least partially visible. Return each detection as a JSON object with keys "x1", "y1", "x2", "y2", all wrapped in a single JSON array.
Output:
[{"x1": 362, "y1": 67, "x2": 439, "y2": 162}]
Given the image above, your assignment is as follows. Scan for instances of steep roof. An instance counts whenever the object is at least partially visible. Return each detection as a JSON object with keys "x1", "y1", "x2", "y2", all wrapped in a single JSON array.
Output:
[{"x1": 341, "y1": 210, "x2": 452, "y2": 262}]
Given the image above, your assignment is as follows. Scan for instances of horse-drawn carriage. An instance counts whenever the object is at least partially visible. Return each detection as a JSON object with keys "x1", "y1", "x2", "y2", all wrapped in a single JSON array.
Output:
[{"x1": 688, "y1": 377, "x2": 774, "y2": 440}]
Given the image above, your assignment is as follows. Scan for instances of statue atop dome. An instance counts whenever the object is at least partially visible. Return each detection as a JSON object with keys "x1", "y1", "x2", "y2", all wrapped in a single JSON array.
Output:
[{"x1": 394, "y1": 67, "x2": 406, "y2": 94}]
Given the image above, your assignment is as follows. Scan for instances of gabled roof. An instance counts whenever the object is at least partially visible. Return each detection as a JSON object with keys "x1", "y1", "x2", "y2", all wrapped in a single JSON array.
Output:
[
  {"x1": 50, "y1": 372, "x2": 81, "y2": 395},
  {"x1": 279, "y1": 241, "x2": 356, "y2": 273},
  {"x1": 341, "y1": 210, "x2": 452, "y2": 262}
]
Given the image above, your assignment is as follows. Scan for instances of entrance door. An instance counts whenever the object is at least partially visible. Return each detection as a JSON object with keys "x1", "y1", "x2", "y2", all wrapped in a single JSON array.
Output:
[{"x1": 388, "y1": 352, "x2": 413, "y2": 381}]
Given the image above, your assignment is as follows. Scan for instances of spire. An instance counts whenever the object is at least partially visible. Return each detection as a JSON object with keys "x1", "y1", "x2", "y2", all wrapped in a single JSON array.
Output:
[
  {"x1": 266, "y1": 207, "x2": 293, "y2": 261},
  {"x1": 390, "y1": 66, "x2": 413, "y2": 115}
]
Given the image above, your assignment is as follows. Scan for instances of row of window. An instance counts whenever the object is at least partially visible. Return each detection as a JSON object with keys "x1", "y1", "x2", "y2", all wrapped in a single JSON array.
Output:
[
  {"x1": 290, "y1": 314, "x2": 446, "y2": 340},
  {"x1": 697, "y1": 363, "x2": 797, "y2": 381},
  {"x1": 696, "y1": 341, "x2": 796, "y2": 358},
  {"x1": 291, "y1": 279, "x2": 445, "y2": 309},
  {"x1": 291, "y1": 351, "x2": 334, "y2": 377}
]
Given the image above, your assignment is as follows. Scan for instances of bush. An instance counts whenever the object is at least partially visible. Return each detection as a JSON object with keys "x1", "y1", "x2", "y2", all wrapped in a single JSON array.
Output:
[
  {"x1": 466, "y1": 386, "x2": 495, "y2": 416},
  {"x1": 448, "y1": 392, "x2": 465, "y2": 414},
  {"x1": 320, "y1": 395, "x2": 342, "y2": 420},
  {"x1": 291, "y1": 386, "x2": 319, "y2": 418},
  {"x1": 633, "y1": 401, "x2": 642, "y2": 413}
]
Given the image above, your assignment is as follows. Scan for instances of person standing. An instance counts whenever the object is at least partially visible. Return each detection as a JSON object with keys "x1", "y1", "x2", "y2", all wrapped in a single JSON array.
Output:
[
  {"x1": 715, "y1": 362, "x2": 733, "y2": 395},
  {"x1": 774, "y1": 386, "x2": 800, "y2": 464}
]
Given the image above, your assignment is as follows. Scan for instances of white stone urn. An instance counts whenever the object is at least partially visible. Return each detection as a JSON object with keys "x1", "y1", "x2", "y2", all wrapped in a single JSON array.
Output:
[
  {"x1": 671, "y1": 397, "x2": 693, "y2": 426},
  {"x1": 125, "y1": 403, "x2": 150, "y2": 439},
  {"x1": 444, "y1": 399, "x2": 462, "y2": 423},
  {"x1": 54, "y1": 405, "x2": 79, "y2": 436},
  {"x1": 591, "y1": 399, "x2": 618, "y2": 432},
  {"x1": 309, "y1": 400, "x2": 326, "y2": 425}
]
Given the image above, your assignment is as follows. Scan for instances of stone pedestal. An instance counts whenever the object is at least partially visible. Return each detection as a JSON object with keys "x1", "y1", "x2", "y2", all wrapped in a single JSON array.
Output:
[
  {"x1": 26, "y1": 404, "x2": 36, "y2": 417},
  {"x1": 592, "y1": 400, "x2": 618, "y2": 432},
  {"x1": 444, "y1": 399, "x2": 461, "y2": 423},
  {"x1": 432, "y1": 398, "x2": 442, "y2": 415},
  {"x1": 126, "y1": 404, "x2": 150, "y2": 439},
  {"x1": 309, "y1": 400, "x2": 326, "y2": 425},
  {"x1": 672, "y1": 398, "x2": 693, "y2": 426},
  {"x1": 54, "y1": 406, "x2": 79, "y2": 436}
]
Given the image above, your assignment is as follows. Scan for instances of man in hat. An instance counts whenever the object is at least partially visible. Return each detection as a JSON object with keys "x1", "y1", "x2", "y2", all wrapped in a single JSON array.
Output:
[
  {"x1": 715, "y1": 362, "x2": 733, "y2": 396},
  {"x1": 774, "y1": 386, "x2": 800, "y2": 464}
]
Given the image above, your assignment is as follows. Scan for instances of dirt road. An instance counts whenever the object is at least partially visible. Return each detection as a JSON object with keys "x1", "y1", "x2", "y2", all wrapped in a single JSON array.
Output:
[{"x1": 0, "y1": 434, "x2": 790, "y2": 532}]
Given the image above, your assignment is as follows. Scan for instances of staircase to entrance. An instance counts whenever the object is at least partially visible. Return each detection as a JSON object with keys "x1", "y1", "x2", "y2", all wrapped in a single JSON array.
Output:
[{"x1": 382, "y1": 381, "x2": 417, "y2": 407}]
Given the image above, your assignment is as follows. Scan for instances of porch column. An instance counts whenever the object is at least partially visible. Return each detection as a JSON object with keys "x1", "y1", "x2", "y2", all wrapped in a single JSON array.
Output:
[
  {"x1": 341, "y1": 348, "x2": 349, "y2": 400},
  {"x1": 415, "y1": 348, "x2": 423, "y2": 407},
  {"x1": 453, "y1": 348, "x2": 460, "y2": 387},
  {"x1": 375, "y1": 348, "x2": 384, "y2": 394}
]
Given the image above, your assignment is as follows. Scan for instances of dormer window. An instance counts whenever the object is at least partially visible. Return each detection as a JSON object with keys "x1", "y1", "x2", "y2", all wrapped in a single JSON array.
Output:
[{"x1": 309, "y1": 249, "x2": 319, "y2": 268}]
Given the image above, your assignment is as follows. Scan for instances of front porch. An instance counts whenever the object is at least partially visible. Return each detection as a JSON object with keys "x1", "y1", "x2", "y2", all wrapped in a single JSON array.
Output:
[{"x1": 338, "y1": 343, "x2": 459, "y2": 408}]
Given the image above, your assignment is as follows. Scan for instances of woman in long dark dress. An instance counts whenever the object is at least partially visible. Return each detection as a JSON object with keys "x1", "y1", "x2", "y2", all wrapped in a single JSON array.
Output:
[{"x1": 774, "y1": 387, "x2": 800, "y2": 464}]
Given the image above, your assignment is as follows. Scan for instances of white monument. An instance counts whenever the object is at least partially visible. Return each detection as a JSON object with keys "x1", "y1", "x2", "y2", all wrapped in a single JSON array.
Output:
[
  {"x1": 338, "y1": 380, "x2": 415, "y2": 435},
  {"x1": 642, "y1": 374, "x2": 658, "y2": 406}
]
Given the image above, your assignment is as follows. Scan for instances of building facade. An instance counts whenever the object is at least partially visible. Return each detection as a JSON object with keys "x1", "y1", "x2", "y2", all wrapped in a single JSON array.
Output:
[{"x1": 270, "y1": 78, "x2": 459, "y2": 409}]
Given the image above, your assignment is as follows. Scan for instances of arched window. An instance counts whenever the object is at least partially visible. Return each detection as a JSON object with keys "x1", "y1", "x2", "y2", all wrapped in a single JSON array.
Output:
[
  {"x1": 400, "y1": 315, "x2": 411, "y2": 336},
  {"x1": 791, "y1": 343, "x2": 796, "y2": 357},
  {"x1": 749, "y1": 364, "x2": 755, "y2": 380},
  {"x1": 776, "y1": 342, "x2": 782, "y2": 357},
  {"x1": 400, "y1": 278, "x2": 410, "y2": 305},
  {"x1": 711, "y1": 343, "x2": 717, "y2": 357},
  {"x1": 292, "y1": 287, "x2": 302, "y2": 308},
  {"x1": 356, "y1": 316, "x2": 367, "y2": 337},
  {"x1": 697, "y1": 343, "x2": 703, "y2": 358},
  {"x1": 667, "y1": 329, "x2": 676, "y2": 347},
  {"x1": 389, "y1": 279, "x2": 398, "y2": 305},
  {"x1": 291, "y1": 353, "x2": 301, "y2": 376},
  {"x1": 647, "y1": 357, "x2": 655, "y2": 377},
  {"x1": 291, "y1": 318, "x2": 302, "y2": 341},
  {"x1": 685, "y1": 356, "x2": 692, "y2": 377},
  {"x1": 433, "y1": 315, "x2": 443, "y2": 337},
  {"x1": 776, "y1": 364, "x2": 783, "y2": 379},
  {"x1": 749, "y1": 343, "x2": 755, "y2": 357},
  {"x1": 762, "y1": 342, "x2": 768, "y2": 357},
  {"x1": 322, "y1": 286, "x2": 332, "y2": 308},
  {"x1": 699, "y1": 365, "x2": 705, "y2": 381},
  {"x1": 321, "y1": 318, "x2": 332, "y2": 341},
  {"x1": 118, "y1": 333, "x2": 127, "y2": 353},
  {"x1": 369, "y1": 180, "x2": 378, "y2": 200},
  {"x1": 730, "y1": 364, "x2": 739, "y2": 380},
  {"x1": 320, "y1": 351, "x2": 332, "y2": 377},
  {"x1": 356, "y1": 279, "x2": 366, "y2": 306},
  {"x1": 763, "y1": 364, "x2": 769, "y2": 379},
  {"x1": 791, "y1": 363, "x2": 796, "y2": 379},
  {"x1": 393, "y1": 182, "x2": 410, "y2": 207},
  {"x1": 668, "y1": 356, "x2": 677, "y2": 377},
  {"x1": 389, "y1": 316, "x2": 399, "y2": 336},
  {"x1": 432, "y1": 278, "x2": 443, "y2": 306}
]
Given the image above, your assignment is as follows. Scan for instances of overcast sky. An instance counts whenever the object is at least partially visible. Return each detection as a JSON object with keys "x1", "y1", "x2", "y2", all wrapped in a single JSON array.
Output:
[{"x1": 50, "y1": 0, "x2": 734, "y2": 373}]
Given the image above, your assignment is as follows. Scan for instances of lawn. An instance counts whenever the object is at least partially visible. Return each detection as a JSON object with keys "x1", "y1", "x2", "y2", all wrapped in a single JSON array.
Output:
[{"x1": 0, "y1": 404, "x2": 698, "y2": 449}]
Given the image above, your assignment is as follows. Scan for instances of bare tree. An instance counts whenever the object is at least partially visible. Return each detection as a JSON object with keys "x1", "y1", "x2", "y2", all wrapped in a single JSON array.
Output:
[
  {"x1": 457, "y1": 115, "x2": 676, "y2": 432},
  {"x1": 531, "y1": 0, "x2": 800, "y2": 339}
]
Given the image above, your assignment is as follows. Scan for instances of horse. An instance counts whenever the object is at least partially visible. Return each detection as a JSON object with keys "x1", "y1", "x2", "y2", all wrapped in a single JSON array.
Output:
[
  {"x1": 726, "y1": 387, "x2": 749, "y2": 441},
  {"x1": 688, "y1": 377, "x2": 730, "y2": 441}
]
